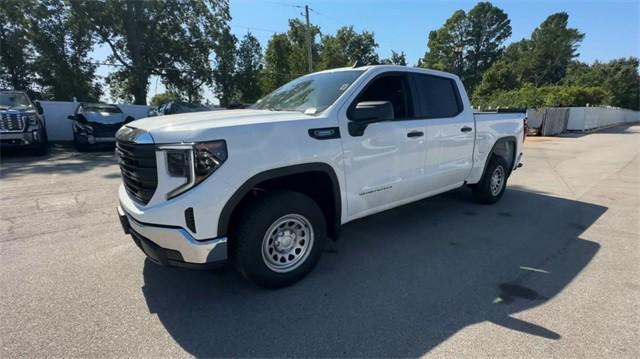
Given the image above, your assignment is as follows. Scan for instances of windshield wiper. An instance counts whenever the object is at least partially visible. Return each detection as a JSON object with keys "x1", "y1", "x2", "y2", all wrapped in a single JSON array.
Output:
[{"x1": 267, "y1": 106, "x2": 286, "y2": 112}]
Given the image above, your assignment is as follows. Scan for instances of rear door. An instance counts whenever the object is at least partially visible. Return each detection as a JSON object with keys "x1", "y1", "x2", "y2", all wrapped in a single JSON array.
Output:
[{"x1": 411, "y1": 73, "x2": 475, "y2": 190}]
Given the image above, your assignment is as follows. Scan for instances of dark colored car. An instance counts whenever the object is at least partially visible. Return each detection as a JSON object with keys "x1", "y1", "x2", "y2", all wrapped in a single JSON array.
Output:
[
  {"x1": 155, "y1": 101, "x2": 212, "y2": 116},
  {"x1": 68, "y1": 103, "x2": 134, "y2": 150},
  {"x1": 0, "y1": 90, "x2": 48, "y2": 155}
]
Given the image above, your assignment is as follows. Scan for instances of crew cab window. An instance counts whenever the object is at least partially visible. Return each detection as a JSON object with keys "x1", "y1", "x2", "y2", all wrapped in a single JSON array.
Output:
[
  {"x1": 414, "y1": 74, "x2": 461, "y2": 118},
  {"x1": 356, "y1": 75, "x2": 411, "y2": 119}
]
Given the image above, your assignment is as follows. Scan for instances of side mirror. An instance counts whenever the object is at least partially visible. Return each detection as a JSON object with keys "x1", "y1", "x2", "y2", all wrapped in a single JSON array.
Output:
[
  {"x1": 35, "y1": 101, "x2": 44, "y2": 115},
  {"x1": 348, "y1": 101, "x2": 394, "y2": 136},
  {"x1": 350, "y1": 101, "x2": 394, "y2": 122},
  {"x1": 67, "y1": 115, "x2": 76, "y2": 120}
]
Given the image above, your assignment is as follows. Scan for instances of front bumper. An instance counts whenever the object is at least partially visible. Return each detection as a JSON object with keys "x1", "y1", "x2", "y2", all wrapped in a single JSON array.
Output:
[
  {"x1": 76, "y1": 133, "x2": 116, "y2": 145},
  {"x1": 117, "y1": 204, "x2": 227, "y2": 268},
  {"x1": 0, "y1": 130, "x2": 43, "y2": 146}
]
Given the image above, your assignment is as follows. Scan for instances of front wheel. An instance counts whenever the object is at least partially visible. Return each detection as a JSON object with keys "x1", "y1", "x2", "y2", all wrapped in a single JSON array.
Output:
[
  {"x1": 32, "y1": 131, "x2": 49, "y2": 156},
  {"x1": 73, "y1": 133, "x2": 89, "y2": 152},
  {"x1": 233, "y1": 191, "x2": 327, "y2": 288},
  {"x1": 472, "y1": 155, "x2": 509, "y2": 204}
]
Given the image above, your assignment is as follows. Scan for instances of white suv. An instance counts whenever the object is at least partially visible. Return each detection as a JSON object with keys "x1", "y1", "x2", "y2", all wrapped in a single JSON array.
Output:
[{"x1": 116, "y1": 65, "x2": 525, "y2": 288}]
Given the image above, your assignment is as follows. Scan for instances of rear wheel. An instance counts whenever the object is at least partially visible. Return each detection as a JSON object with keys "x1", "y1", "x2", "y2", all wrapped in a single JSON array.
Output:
[
  {"x1": 233, "y1": 190, "x2": 327, "y2": 288},
  {"x1": 472, "y1": 155, "x2": 509, "y2": 204}
]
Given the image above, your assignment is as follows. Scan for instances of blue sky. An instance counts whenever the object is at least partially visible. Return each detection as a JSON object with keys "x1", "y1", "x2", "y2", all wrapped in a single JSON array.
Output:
[{"x1": 93, "y1": 0, "x2": 640, "y2": 103}]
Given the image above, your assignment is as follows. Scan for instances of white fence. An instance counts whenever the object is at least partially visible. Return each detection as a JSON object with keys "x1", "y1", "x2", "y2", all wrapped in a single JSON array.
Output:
[
  {"x1": 526, "y1": 106, "x2": 639, "y2": 134},
  {"x1": 566, "y1": 107, "x2": 640, "y2": 132},
  {"x1": 40, "y1": 101, "x2": 150, "y2": 141}
]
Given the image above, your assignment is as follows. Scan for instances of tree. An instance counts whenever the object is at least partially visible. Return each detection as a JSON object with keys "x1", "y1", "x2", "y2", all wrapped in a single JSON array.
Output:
[
  {"x1": 337, "y1": 26, "x2": 379, "y2": 66},
  {"x1": 262, "y1": 33, "x2": 292, "y2": 93},
  {"x1": 473, "y1": 40, "x2": 532, "y2": 97},
  {"x1": 236, "y1": 32, "x2": 263, "y2": 103},
  {"x1": 212, "y1": 27, "x2": 237, "y2": 107},
  {"x1": 475, "y1": 12, "x2": 584, "y2": 98},
  {"x1": 565, "y1": 58, "x2": 640, "y2": 110},
  {"x1": 0, "y1": 0, "x2": 36, "y2": 92},
  {"x1": 72, "y1": 0, "x2": 230, "y2": 105},
  {"x1": 418, "y1": 2, "x2": 511, "y2": 91},
  {"x1": 418, "y1": 10, "x2": 467, "y2": 76},
  {"x1": 286, "y1": 18, "x2": 320, "y2": 74},
  {"x1": 316, "y1": 35, "x2": 345, "y2": 69},
  {"x1": 381, "y1": 50, "x2": 407, "y2": 65},
  {"x1": 464, "y1": 2, "x2": 511, "y2": 90},
  {"x1": 528, "y1": 12, "x2": 584, "y2": 85},
  {"x1": 29, "y1": 0, "x2": 101, "y2": 101},
  {"x1": 318, "y1": 26, "x2": 379, "y2": 69}
]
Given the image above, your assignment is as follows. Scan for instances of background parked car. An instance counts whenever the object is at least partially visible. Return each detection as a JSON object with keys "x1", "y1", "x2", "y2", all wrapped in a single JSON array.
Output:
[
  {"x1": 0, "y1": 90, "x2": 48, "y2": 155},
  {"x1": 68, "y1": 103, "x2": 134, "y2": 151},
  {"x1": 155, "y1": 101, "x2": 213, "y2": 116}
]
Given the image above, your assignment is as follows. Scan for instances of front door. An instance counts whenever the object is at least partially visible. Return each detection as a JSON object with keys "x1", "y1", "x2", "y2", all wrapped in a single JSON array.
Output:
[{"x1": 338, "y1": 73, "x2": 427, "y2": 219}]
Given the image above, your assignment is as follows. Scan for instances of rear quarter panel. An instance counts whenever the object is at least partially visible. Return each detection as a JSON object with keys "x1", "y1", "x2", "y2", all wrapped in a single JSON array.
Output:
[{"x1": 467, "y1": 113, "x2": 525, "y2": 184}]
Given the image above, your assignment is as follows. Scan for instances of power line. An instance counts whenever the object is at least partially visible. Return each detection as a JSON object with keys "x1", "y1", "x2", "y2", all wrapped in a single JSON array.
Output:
[
  {"x1": 263, "y1": 1, "x2": 304, "y2": 9},
  {"x1": 230, "y1": 25, "x2": 281, "y2": 34}
]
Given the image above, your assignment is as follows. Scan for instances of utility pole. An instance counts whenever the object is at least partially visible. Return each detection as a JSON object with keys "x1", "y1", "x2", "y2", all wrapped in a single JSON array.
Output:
[{"x1": 304, "y1": 5, "x2": 313, "y2": 73}]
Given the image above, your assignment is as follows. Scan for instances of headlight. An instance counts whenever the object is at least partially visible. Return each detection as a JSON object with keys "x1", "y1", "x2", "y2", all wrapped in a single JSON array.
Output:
[
  {"x1": 160, "y1": 140, "x2": 227, "y2": 199},
  {"x1": 23, "y1": 114, "x2": 39, "y2": 126},
  {"x1": 74, "y1": 121, "x2": 93, "y2": 134}
]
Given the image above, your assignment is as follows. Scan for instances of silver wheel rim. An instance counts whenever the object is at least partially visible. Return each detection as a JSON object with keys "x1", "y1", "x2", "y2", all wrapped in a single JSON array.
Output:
[
  {"x1": 490, "y1": 165, "x2": 505, "y2": 196},
  {"x1": 261, "y1": 214, "x2": 314, "y2": 273}
]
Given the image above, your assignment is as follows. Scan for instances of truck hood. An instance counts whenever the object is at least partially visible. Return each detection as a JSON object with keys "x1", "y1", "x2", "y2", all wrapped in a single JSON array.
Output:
[
  {"x1": 128, "y1": 109, "x2": 316, "y2": 143},
  {"x1": 0, "y1": 108, "x2": 36, "y2": 115}
]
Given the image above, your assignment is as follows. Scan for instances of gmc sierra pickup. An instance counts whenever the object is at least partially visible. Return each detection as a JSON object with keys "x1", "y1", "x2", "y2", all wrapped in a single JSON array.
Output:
[
  {"x1": 0, "y1": 90, "x2": 48, "y2": 155},
  {"x1": 116, "y1": 65, "x2": 525, "y2": 288}
]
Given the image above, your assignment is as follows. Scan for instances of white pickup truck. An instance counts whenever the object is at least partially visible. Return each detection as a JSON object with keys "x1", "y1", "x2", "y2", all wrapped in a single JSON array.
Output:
[{"x1": 116, "y1": 65, "x2": 525, "y2": 288}]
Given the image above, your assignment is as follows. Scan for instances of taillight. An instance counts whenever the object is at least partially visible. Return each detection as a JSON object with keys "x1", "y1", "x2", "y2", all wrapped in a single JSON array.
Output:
[{"x1": 523, "y1": 117, "x2": 528, "y2": 142}]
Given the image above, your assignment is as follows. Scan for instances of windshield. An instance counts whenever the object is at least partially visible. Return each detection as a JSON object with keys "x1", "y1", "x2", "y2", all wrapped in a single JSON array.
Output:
[
  {"x1": 83, "y1": 104, "x2": 122, "y2": 114},
  {"x1": 254, "y1": 70, "x2": 364, "y2": 114},
  {"x1": 0, "y1": 92, "x2": 32, "y2": 109}
]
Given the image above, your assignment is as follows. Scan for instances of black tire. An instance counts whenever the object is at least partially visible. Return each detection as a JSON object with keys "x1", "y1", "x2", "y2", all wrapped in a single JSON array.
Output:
[
  {"x1": 232, "y1": 190, "x2": 327, "y2": 289},
  {"x1": 32, "y1": 132, "x2": 48, "y2": 156},
  {"x1": 32, "y1": 142, "x2": 48, "y2": 156},
  {"x1": 73, "y1": 133, "x2": 88, "y2": 152},
  {"x1": 472, "y1": 155, "x2": 509, "y2": 204}
]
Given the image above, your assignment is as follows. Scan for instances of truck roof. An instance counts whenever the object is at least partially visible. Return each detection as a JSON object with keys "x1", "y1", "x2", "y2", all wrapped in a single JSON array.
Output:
[
  {"x1": 0, "y1": 89, "x2": 28, "y2": 94},
  {"x1": 313, "y1": 64, "x2": 460, "y2": 81}
]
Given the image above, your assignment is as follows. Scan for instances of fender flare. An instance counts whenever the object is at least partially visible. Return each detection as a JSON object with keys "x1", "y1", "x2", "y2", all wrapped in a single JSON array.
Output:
[
  {"x1": 217, "y1": 162, "x2": 342, "y2": 237},
  {"x1": 479, "y1": 136, "x2": 517, "y2": 180}
]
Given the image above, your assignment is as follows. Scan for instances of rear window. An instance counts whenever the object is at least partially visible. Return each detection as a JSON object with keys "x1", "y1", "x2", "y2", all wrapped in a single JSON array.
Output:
[{"x1": 414, "y1": 74, "x2": 461, "y2": 118}]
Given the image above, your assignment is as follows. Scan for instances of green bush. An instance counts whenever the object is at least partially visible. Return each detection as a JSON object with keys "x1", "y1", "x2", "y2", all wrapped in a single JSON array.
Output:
[{"x1": 472, "y1": 84, "x2": 612, "y2": 110}]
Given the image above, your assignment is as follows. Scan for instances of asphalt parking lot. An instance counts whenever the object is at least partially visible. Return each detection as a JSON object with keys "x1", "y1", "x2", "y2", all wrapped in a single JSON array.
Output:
[{"x1": 1, "y1": 124, "x2": 639, "y2": 357}]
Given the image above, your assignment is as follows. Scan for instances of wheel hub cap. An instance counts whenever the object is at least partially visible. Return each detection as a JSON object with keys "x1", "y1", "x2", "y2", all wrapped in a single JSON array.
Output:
[
  {"x1": 262, "y1": 214, "x2": 314, "y2": 273},
  {"x1": 490, "y1": 165, "x2": 505, "y2": 196},
  {"x1": 274, "y1": 230, "x2": 296, "y2": 252}
]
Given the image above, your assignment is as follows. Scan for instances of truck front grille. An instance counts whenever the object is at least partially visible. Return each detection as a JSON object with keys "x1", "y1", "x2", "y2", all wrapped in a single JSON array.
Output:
[
  {"x1": 116, "y1": 140, "x2": 158, "y2": 204},
  {"x1": 0, "y1": 113, "x2": 25, "y2": 132}
]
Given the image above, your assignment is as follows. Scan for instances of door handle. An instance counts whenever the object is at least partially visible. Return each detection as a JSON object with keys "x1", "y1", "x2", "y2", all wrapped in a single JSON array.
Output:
[
  {"x1": 460, "y1": 126, "x2": 473, "y2": 133},
  {"x1": 407, "y1": 131, "x2": 424, "y2": 138}
]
